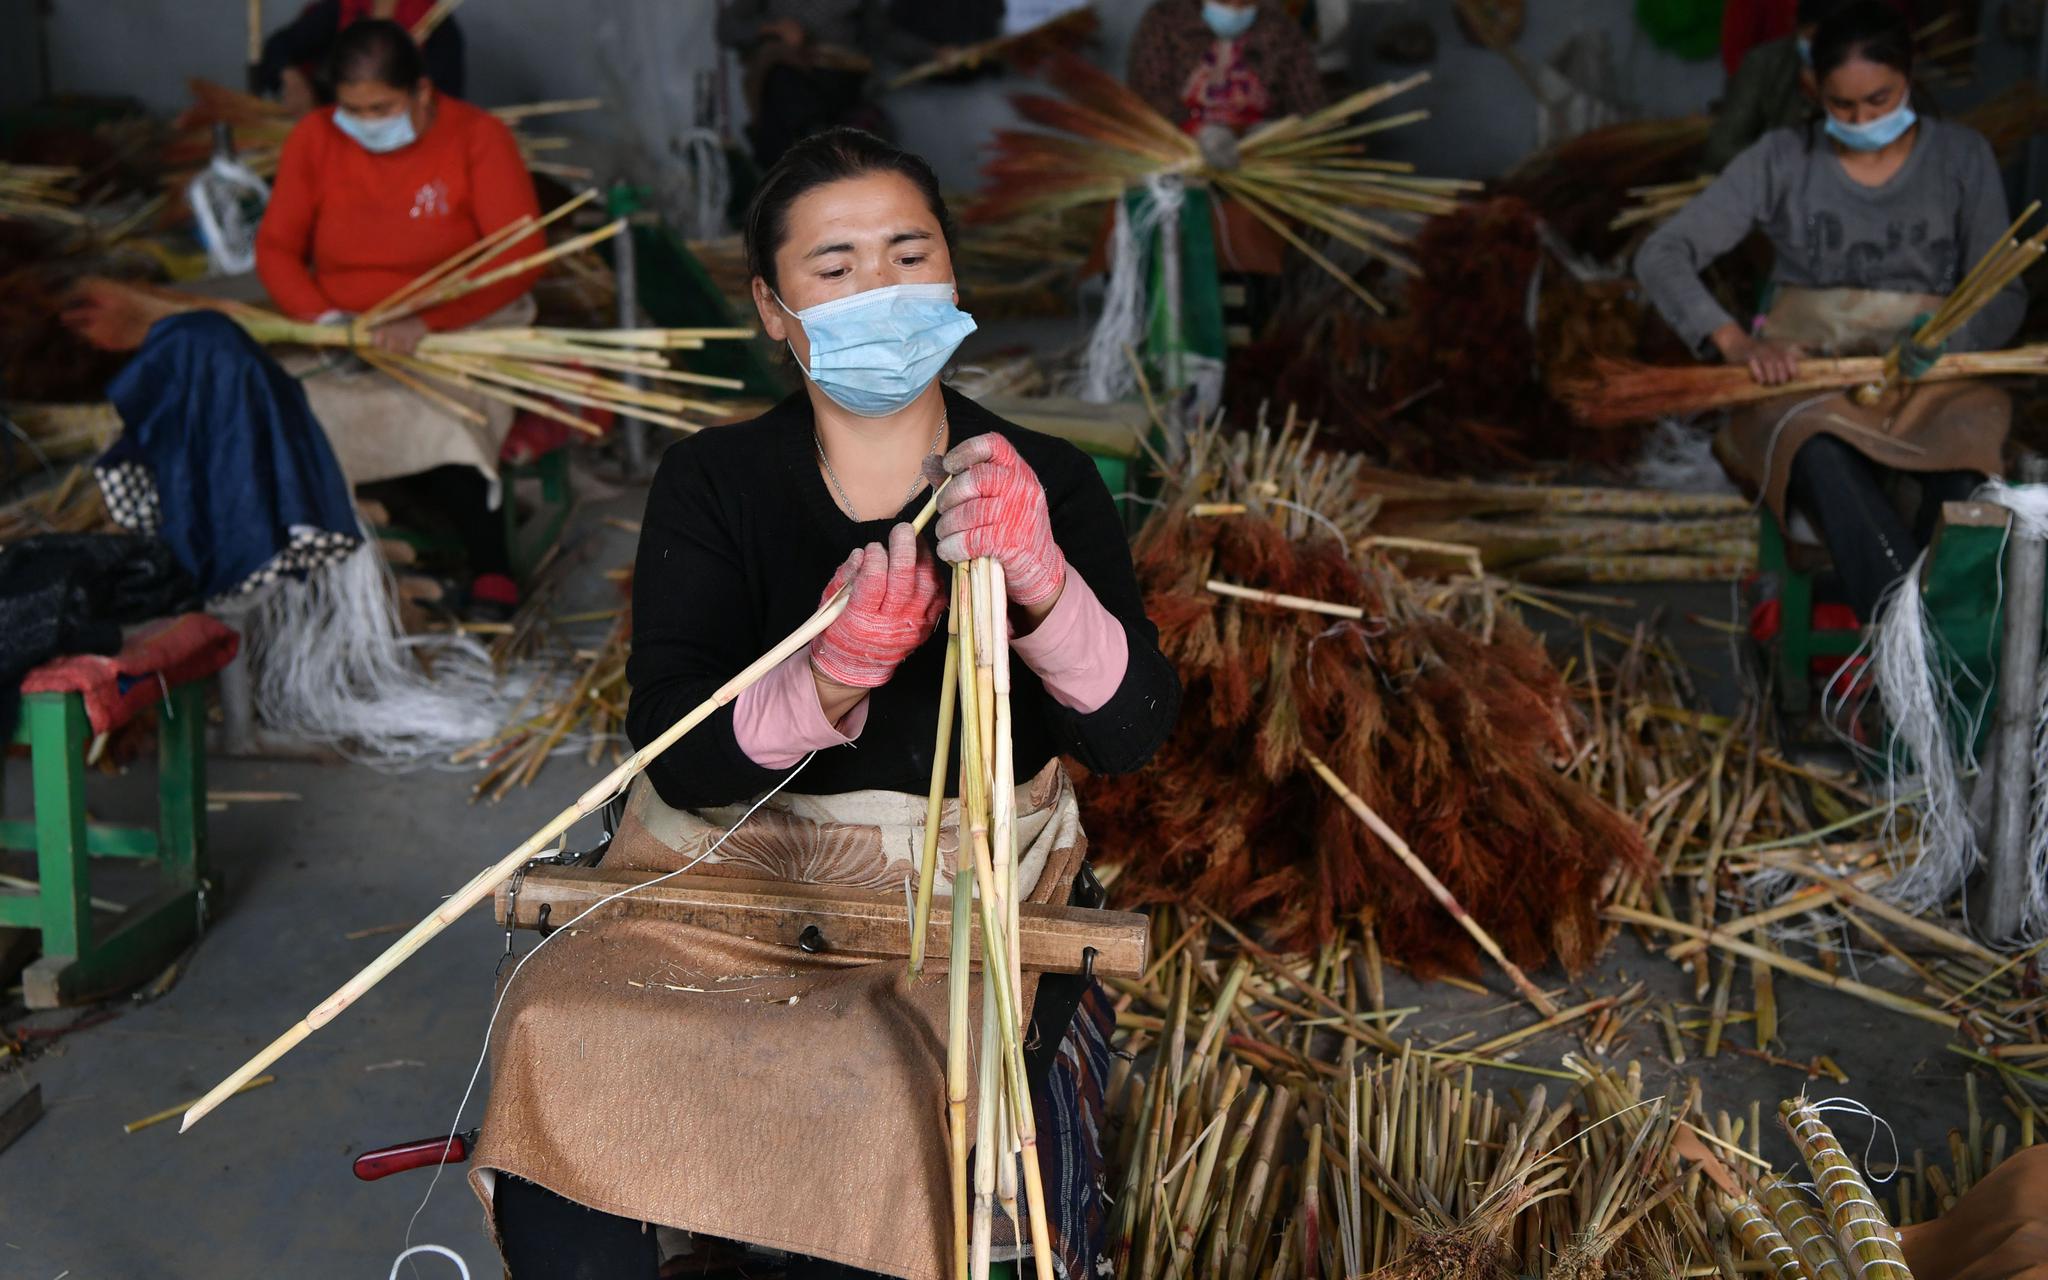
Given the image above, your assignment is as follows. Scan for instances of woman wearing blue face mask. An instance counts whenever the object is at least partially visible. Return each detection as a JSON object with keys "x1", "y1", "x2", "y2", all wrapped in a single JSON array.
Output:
[
  {"x1": 468, "y1": 128, "x2": 1180, "y2": 1279},
  {"x1": 254, "y1": 18, "x2": 544, "y2": 612},
  {"x1": 1636, "y1": 0, "x2": 2024, "y2": 627}
]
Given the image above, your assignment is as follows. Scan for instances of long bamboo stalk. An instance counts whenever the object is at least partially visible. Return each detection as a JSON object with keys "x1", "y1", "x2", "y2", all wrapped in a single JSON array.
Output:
[
  {"x1": 1305, "y1": 750, "x2": 1559, "y2": 1016},
  {"x1": 910, "y1": 578, "x2": 963, "y2": 978},
  {"x1": 180, "y1": 484, "x2": 950, "y2": 1132}
]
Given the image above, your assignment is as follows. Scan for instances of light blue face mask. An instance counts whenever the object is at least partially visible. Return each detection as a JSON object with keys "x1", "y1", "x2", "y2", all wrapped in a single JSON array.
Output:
[
  {"x1": 1795, "y1": 36, "x2": 1812, "y2": 67},
  {"x1": 776, "y1": 282, "x2": 977, "y2": 418},
  {"x1": 1202, "y1": 1, "x2": 1258, "y2": 39},
  {"x1": 1824, "y1": 98, "x2": 1916, "y2": 151},
  {"x1": 333, "y1": 107, "x2": 418, "y2": 154}
]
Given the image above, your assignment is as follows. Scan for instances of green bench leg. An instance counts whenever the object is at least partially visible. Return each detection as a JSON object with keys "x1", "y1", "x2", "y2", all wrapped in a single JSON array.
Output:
[{"x1": 19, "y1": 687, "x2": 212, "y2": 1008}]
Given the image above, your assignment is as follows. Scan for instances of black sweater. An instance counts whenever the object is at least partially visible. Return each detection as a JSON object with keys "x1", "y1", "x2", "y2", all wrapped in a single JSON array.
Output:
[{"x1": 626, "y1": 387, "x2": 1181, "y2": 810}]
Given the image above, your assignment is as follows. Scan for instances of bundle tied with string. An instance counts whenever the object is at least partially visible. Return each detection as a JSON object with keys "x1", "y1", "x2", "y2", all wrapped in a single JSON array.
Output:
[
  {"x1": 1844, "y1": 478, "x2": 2048, "y2": 934},
  {"x1": 1080, "y1": 414, "x2": 1648, "y2": 970},
  {"x1": 1079, "y1": 173, "x2": 1184, "y2": 406}
]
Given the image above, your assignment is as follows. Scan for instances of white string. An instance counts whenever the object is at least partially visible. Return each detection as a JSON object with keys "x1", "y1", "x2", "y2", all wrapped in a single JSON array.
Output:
[
  {"x1": 1080, "y1": 176, "x2": 1185, "y2": 405},
  {"x1": 395, "y1": 752, "x2": 818, "y2": 1274},
  {"x1": 389, "y1": 1245, "x2": 469, "y2": 1280}
]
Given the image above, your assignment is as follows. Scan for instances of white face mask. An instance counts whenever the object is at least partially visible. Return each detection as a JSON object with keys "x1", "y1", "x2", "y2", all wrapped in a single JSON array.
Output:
[
  {"x1": 773, "y1": 282, "x2": 977, "y2": 417},
  {"x1": 333, "y1": 107, "x2": 418, "y2": 154}
]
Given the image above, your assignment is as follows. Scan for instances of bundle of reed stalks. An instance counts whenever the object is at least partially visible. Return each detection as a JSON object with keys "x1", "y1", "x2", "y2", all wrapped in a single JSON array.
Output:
[
  {"x1": 903, "y1": 554, "x2": 1058, "y2": 1280},
  {"x1": 0, "y1": 163, "x2": 87, "y2": 226},
  {"x1": 61, "y1": 194, "x2": 751, "y2": 435},
  {"x1": 1500, "y1": 115, "x2": 1709, "y2": 255},
  {"x1": 1080, "y1": 407, "x2": 1649, "y2": 975},
  {"x1": 1103, "y1": 896, "x2": 2043, "y2": 1279},
  {"x1": 0, "y1": 465, "x2": 113, "y2": 543},
  {"x1": 969, "y1": 56, "x2": 1474, "y2": 310},
  {"x1": 885, "y1": 6, "x2": 1099, "y2": 88},
  {"x1": 1554, "y1": 345, "x2": 2048, "y2": 428},
  {"x1": 1882, "y1": 202, "x2": 2045, "y2": 387}
]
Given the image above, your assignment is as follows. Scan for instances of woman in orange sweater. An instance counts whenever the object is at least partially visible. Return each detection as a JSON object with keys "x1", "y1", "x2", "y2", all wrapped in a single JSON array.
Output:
[{"x1": 256, "y1": 18, "x2": 544, "y2": 610}]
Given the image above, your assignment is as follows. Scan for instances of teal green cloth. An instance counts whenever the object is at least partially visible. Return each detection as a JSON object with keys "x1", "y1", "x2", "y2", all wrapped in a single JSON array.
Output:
[
  {"x1": 1636, "y1": 0, "x2": 1726, "y2": 61},
  {"x1": 1128, "y1": 187, "x2": 1225, "y2": 393}
]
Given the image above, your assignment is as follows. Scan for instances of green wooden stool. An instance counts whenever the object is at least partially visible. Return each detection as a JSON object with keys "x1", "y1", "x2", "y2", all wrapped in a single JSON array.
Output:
[
  {"x1": 1758, "y1": 510, "x2": 1863, "y2": 718},
  {"x1": 0, "y1": 682, "x2": 212, "y2": 1007}
]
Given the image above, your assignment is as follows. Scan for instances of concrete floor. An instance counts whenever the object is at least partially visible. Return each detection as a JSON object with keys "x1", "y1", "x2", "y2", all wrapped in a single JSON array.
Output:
[{"x1": 0, "y1": 475, "x2": 2007, "y2": 1277}]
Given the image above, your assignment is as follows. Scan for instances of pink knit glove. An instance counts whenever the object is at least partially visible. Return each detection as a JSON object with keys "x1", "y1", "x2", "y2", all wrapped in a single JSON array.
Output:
[
  {"x1": 928, "y1": 433, "x2": 1067, "y2": 608},
  {"x1": 808, "y1": 523, "x2": 945, "y2": 689}
]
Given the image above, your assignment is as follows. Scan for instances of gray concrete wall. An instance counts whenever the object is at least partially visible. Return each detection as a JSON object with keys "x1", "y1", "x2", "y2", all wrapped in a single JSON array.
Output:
[
  {"x1": 0, "y1": 0, "x2": 44, "y2": 114},
  {"x1": 30, "y1": 0, "x2": 2032, "y2": 194}
]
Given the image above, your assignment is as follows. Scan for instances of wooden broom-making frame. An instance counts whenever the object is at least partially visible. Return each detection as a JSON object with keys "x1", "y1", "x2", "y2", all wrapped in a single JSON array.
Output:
[
  {"x1": 70, "y1": 189, "x2": 750, "y2": 435},
  {"x1": 177, "y1": 482, "x2": 951, "y2": 1133}
]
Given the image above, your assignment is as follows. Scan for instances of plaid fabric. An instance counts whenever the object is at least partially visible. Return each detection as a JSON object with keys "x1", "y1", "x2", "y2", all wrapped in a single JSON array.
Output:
[{"x1": 1034, "y1": 979, "x2": 1117, "y2": 1279}]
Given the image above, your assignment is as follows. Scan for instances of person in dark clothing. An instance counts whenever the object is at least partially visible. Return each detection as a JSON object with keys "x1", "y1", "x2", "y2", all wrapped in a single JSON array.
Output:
[
  {"x1": 475, "y1": 128, "x2": 1178, "y2": 1279},
  {"x1": 716, "y1": 0, "x2": 936, "y2": 169},
  {"x1": 253, "y1": 0, "x2": 465, "y2": 111}
]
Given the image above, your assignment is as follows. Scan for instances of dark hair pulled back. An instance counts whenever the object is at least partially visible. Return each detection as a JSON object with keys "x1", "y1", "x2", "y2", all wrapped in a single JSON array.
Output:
[
  {"x1": 742, "y1": 127, "x2": 956, "y2": 292},
  {"x1": 329, "y1": 19, "x2": 428, "y2": 92},
  {"x1": 1808, "y1": 0, "x2": 1913, "y2": 82}
]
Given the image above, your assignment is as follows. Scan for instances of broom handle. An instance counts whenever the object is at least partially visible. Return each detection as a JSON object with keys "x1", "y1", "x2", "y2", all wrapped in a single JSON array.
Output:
[
  {"x1": 181, "y1": 482, "x2": 950, "y2": 1132},
  {"x1": 248, "y1": 0, "x2": 264, "y2": 67},
  {"x1": 1304, "y1": 750, "x2": 1560, "y2": 1016}
]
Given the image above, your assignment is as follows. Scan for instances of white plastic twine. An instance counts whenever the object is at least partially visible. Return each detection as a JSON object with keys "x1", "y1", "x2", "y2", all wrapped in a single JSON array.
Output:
[
  {"x1": 673, "y1": 125, "x2": 730, "y2": 241},
  {"x1": 390, "y1": 1245, "x2": 470, "y2": 1280},
  {"x1": 242, "y1": 530, "x2": 553, "y2": 768},
  {"x1": 396, "y1": 753, "x2": 818, "y2": 1272},
  {"x1": 1784, "y1": 1097, "x2": 1912, "y2": 1278},
  {"x1": 187, "y1": 153, "x2": 270, "y2": 277},
  {"x1": 1080, "y1": 174, "x2": 1186, "y2": 406}
]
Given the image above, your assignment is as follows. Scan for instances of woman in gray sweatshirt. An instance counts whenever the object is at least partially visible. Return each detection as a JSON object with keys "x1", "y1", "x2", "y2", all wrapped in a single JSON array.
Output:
[{"x1": 1634, "y1": 0, "x2": 2023, "y2": 622}]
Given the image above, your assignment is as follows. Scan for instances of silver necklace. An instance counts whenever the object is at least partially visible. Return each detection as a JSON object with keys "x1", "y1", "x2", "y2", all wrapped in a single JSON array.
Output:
[{"x1": 816, "y1": 412, "x2": 947, "y2": 520}]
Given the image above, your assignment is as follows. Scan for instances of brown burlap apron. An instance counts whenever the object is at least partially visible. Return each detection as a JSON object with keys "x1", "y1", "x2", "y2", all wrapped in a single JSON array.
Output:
[
  {"x1": 1714, "y1": 287, "x2": 2011, "y2": 523},
  {"x1": 470, "y1": 760, "x2": 1087, "y2": 1280},
  {"x1": 280, "y1": 293, "x2": 534, "y2": 503}
]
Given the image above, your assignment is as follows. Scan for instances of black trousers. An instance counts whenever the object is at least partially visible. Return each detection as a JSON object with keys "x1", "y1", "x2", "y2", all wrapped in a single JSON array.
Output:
[
  {"x1": 358, "y1": 463, "x2": 511, "y2": 577},
  {"x1": 1785, "y1": 433, "x2": 1980, "y2": 621},
  {"x1": 495, "y1": 973, "x2": 1092, "y2": 1278}
]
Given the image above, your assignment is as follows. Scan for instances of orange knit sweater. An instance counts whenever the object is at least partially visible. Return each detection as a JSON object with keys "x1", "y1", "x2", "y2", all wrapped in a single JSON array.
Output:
[{"x1": 256, "y1": 96, "x2": 542, "y2": 330}]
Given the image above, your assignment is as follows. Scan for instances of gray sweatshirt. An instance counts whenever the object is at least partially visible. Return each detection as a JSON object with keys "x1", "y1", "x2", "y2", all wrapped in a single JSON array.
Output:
[{"x1": 1635, "y1": 119, "x2": 2025, "y2": 356}]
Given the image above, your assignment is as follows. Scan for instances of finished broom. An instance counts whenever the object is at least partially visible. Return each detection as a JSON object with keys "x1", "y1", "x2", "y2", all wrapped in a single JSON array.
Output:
[
  {"x1": 886, "y1": 6, "x2": 1099, "y2": 89},
  {"x1": 1554, "y1": 345, "x2": 2048, "y2": 428}
]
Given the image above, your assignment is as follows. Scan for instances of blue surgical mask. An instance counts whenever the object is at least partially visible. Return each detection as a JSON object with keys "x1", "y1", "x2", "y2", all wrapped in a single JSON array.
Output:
[
  {"x1": 775, "y1": 282, "x2": 977, "y2": 418},
  {"x1": 1202, "y1": 2, "x2": 1258, "y2": 39},
  {"x1": 333, "y1": 108, "x2": 418, "y2": 154},
  {"x1": 1795, "y1": 36, "x2": 1812, "y2": 67},
  {"x1": 1824, "y1": 98, "x2": 1916, "y2": 151}
]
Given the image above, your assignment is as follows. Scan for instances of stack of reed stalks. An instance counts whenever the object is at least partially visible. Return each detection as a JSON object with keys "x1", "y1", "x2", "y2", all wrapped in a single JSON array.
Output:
[
  {"x1": 1103, "y1": 897, "x2": 2043, "y2": 1278},
  {"x1": 0, "y1": 163, "x2": 86, "y2": 226},
  {"x1": 968, "y1": 56, "x2": 1476, "y2": 311},
  {"x1": 0, "y1": 464, "x2": 112, "y2": 543},
  {"x1": 63, "y1": 191, "x2": 750, "y2": 436}
]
